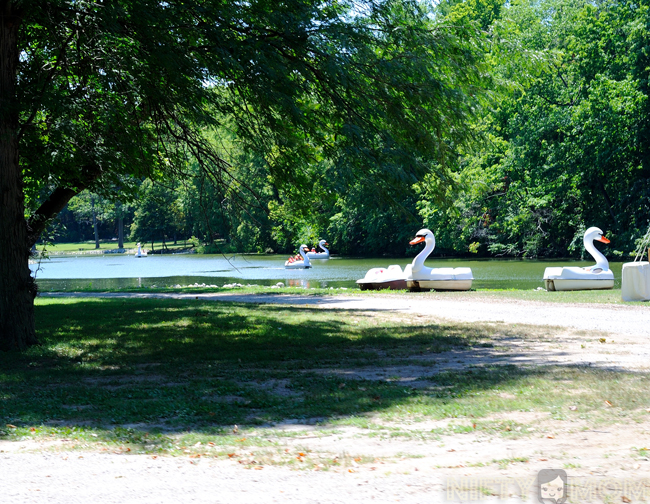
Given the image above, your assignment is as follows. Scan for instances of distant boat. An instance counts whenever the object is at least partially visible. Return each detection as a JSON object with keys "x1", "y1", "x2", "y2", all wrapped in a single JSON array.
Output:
[
  {"x1": 306, "y1": 240, "x2": 330, "y2": 259},
  {"x1": 135, "y1": 243, "x2": 148, "y2": 258}
]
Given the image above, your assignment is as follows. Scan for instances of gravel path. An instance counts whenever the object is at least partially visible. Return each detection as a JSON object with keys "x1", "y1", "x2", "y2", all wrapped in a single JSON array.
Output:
[{"x1": 0, "y1": 451, "x2": 445, "y2": 504}]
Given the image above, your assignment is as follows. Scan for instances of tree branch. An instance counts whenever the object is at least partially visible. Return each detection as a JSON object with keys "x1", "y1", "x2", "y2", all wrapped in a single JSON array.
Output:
[{"x1": 26, "y1": 164, "x2": 102, "y2": 246}]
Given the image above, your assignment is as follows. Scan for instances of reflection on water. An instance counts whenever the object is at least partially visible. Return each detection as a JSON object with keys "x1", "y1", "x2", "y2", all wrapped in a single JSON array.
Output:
[{"x1": 31, "y1": 253, "x2": 625, "y2": 291}]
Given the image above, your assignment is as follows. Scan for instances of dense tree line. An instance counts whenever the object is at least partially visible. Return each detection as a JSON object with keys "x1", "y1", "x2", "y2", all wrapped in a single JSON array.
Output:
[
  {"x1": 52, "y1": 0, "x2": 650, "y2": 261},
  {"x1": 424, "y1": 0, "x2": 650, "y2": 259}
]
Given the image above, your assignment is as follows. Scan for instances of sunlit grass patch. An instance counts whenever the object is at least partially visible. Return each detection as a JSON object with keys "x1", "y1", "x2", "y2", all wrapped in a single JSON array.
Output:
[
  {"x1": 0, "y1": 296, "x2": 648, "y2": 454},
  {"x1": 38, "y1": 282, "x2": 641, "y2": 306}
]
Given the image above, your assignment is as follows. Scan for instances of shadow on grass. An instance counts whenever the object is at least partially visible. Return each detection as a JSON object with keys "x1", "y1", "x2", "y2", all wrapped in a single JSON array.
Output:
[{"x1": 0, "y1": 297, "x2": 647, "y2": 437}]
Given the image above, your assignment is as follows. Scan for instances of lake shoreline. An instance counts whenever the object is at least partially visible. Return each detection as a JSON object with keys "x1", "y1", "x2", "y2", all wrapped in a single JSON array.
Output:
[{"x1": 30, "y1": 252, "x2": 637, "y2": 292}]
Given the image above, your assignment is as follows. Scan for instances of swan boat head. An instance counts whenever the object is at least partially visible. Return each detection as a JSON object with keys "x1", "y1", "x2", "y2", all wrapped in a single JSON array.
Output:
[
  {"x1": 583, "y1": 227, "x2": 610, "y2": 272},
  {"x1": 408, "y1": 229, "x2": 435, "y2": 274},
  {"x1": 584, "y1": 227, "x2": 610, "y2": 246},
  {"x1": 409, "y1": 229, "x2": 435, "y2": 248}
]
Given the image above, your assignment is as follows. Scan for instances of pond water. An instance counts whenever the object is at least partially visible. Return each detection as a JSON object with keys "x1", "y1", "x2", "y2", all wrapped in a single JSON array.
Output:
[{"x1": 30, "y1": 253, "x2": 625, "y2": 291}]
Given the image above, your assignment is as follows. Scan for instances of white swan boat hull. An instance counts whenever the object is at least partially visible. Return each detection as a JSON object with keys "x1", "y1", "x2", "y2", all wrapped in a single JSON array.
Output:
[
  {"x1": 357, "y1": 229, "x2": 473, "y2": 292},
  {"x1": 407, "y1": 279, "x2": 473, "y2": 291},
  {"x1": 306, "y1": 240, "x2": 329, "y2": 260},
  {"x1": 406, "y1": 267, "x2": 473, "y2": 291},
  {"x1": 135, "y1": 245, "x2": 147, "y2": 257},
  {"x1": 544, "y1": 278, "x2": 614, "y2": 291},
  {"x1": 542, "y1": 227, "x2": 614, "y2": 291},
  {"x1": 404, "y1": 231, "x2": 473, "y2": 291},
  {"x1": 543, "y1": 267, "x2": 614, "y2": 291},
  {"x1": 356, "y1": 266, "x2": 406, "y2": 290},
  {"x1": 285, "y1": 262, "x2": 312, "y2": 269}
]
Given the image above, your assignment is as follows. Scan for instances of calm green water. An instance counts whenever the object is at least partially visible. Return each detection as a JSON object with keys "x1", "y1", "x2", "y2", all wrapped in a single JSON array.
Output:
[{"x1": 31, "y1": 254, "x2": 625, "y2": 291}]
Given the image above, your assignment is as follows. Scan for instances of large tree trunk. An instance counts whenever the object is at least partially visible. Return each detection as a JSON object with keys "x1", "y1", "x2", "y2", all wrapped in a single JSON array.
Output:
[{"x1": 0, "y1": 4, "x2": 38, "y2": 351}]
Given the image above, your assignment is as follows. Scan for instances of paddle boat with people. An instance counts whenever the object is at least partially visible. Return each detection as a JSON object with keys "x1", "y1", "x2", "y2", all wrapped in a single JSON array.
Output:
[
  {"x1": 135, "y1": 243, "x2": 147, "y2": 258},
  {"x1": 306, "y1": 240, "x2": 330, "y2": 259},
  {"x1": 285, "y1": 245, "x2": 312, "y2": 269},
  {"x1": 543, "y1": 227, "x2": 614, "y2": 291}
]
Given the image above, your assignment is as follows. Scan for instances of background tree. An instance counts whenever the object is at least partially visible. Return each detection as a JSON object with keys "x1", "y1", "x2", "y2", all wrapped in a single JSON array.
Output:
[
  {"x1": 130, "y1": 180, "x2": 182, "y2": 251},
  {"x1": 67, "y1": 192, "x2": 112, "y2": 249}
]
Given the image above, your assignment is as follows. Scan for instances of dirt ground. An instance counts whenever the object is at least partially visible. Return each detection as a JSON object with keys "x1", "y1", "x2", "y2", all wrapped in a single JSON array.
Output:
[{"x1": 3, "y1": 292, "x2": 649, "y2": 503}]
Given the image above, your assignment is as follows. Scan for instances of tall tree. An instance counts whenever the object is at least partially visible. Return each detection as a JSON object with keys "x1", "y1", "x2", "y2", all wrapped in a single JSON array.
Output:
[
  {"x1": 68, "y1": 192, "x2": 110, "y2": 249},
  {"x1": 1, "y1": 0, "x2": 490, "y2": 350},
  {"x1": 130, "y1": 179, "x2": 180, "y2": 251}
]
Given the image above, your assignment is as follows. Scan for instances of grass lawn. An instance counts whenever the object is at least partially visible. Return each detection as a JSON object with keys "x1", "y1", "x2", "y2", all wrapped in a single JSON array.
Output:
[
  {"x1": 36, "y1": 280, "x2": 644, "y2": 306},
  {"x1": 35, "y1": 239, "x2": 193, "y2": 254},
  {"x1": 1, "y1": 296, "x2": 648, "y2": 466}
]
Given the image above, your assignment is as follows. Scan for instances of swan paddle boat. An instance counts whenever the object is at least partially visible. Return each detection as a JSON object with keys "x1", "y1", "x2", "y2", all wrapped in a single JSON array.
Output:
[
  {"x1": 404, "y1": 229, "x2": 473, "y2": 291},
  {"x1": 356, "y1": 228, "x2": 473, "y2": 291},
  {"x1": 356, "y1": 264, "x2": 407, "y2": 290},
  {"x1": 135, "y1": 243, "x2": 147, "y2": 258},
  {"x1": 306, "y1": 240, "x2": 330, "y2": 259},
  {"x1": 285, "y1": 245, "x2": 312, "y2": 269},
  {"x1": 543, "y1": 227, "x2": 614, "y2": 291}
]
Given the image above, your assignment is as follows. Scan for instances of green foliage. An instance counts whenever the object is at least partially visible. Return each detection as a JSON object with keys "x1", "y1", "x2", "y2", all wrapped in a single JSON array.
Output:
[
  {"x1": 22, "y1": 0, "x2": 650, "y2": 260},
  {"x1": 129, "y1": 180, "x2": 182, "y2": 247},
  {"x1": 415, "y1": 0, "x2": 650, "y2": 258},
  {"x1": 19, "y1": 1, "x2": 491, "y2": 257}
]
